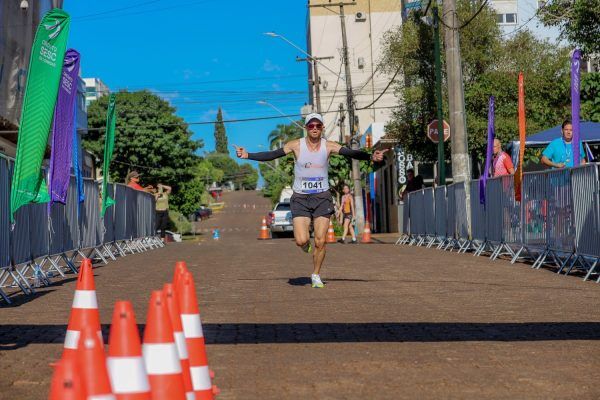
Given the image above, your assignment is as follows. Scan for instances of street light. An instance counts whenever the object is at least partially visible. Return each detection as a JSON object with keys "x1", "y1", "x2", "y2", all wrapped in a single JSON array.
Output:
[
  {"x1": 263, "y1": 31, "x2": 344, "y2": 80},
  {"x1": 257, "y1": 100, "x2": 305, "y2": 130}
]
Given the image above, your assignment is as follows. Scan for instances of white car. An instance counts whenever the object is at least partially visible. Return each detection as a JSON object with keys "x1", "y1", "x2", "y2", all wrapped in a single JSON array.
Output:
[{"x1": 268, "y1": 202, "x2": 293, "y2": 238}]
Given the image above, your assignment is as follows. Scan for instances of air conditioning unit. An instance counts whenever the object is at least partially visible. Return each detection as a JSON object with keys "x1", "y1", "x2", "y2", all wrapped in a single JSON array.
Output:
[
  {"x1": 357, "y1": 57, "x2": 365, "y2": 69},
  {"x1": 355, "y1": 11, "x2": 366, "y2": 22}
]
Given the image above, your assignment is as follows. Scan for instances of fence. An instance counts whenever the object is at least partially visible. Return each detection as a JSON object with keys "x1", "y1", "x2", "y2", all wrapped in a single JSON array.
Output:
[
  {"x1": 397, "y1": 163, "x2": 600, "y2": 283},
  {"x1": 0, "y1": 158, "x2": 162, "y2": 304}
]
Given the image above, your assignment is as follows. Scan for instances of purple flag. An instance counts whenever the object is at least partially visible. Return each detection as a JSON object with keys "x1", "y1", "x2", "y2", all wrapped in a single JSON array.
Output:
[
  {"x1": 49, "y1": 49, "x2": 80, "y2": 205},
  {"x1": 571, "y1": 49, "x2": 581, "y2": 167},
  {"x1": 480, "y1": 96, "x2": 495, "y2": 205}
]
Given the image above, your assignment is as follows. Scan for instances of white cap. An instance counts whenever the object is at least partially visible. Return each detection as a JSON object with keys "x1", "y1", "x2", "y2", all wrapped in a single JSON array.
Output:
[{"x1": 304, "y1": 112, "x2": 324, "y2": 125}]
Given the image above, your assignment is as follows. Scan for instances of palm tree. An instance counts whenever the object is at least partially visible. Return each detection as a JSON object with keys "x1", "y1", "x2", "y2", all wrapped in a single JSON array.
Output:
[{"x1": 267, "y1": 122, "x2": 303, "y2": 150}]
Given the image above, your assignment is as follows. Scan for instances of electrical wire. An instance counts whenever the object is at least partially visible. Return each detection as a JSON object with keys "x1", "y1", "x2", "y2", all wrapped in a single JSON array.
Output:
[
  {"x1": 439, "y1": 0, "x2": 489, "y2": 30},
  {"x1": 356, "y1": 67, "x2": 401, "y2": 110}
]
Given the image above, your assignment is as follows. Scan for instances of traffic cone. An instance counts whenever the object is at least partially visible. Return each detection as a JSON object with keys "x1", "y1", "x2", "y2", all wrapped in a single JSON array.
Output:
[
  {"x1": 173, "y1": 261, "x2": 189, "y2": 291},
  {"x1": 179, "y1": 272, "x2": 218, "y2": 400},
  {"x1": 143, "y1": 290, "x2": 186, "y2": 400},
  {"x1": 48, "y1": 356, "x2": 85, "y2": 400},
  {"x1": 63, "y1": 258, "x2": 101, "y2": 360},
  {"x1": 326, "y1": 220, "x2": 336, "y2": 243},
  {"x1": 77, "y1": 326, "x2": 115, "y2": 400},
  {"x1": 164, "y1": 283, "x2": 195, "y2": 400},
  {"x1": 361, "y1": 220, "x2": 372, "y2": 244},
  {"x1": 107, "y1": 301, "x2": 151, "y2": 400},
  {"x1": 258, "y1": 217, "x2": 270, "y2": 240}
]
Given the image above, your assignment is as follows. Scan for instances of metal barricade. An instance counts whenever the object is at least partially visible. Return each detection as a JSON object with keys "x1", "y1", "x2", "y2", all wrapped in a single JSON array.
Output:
[
  {"x1": 0, "y1": 158, "x2": 10, "y2": 268},
  {"x1": 103, "y1": 183, "x2": 116, "y2": 243},
  {"x1": 444, "y1": 184, "x2": 457, "y2": 249},
  {"x1": 470, "y1": 179, "x2": 487, "y2": 254},
  {"x1": 125, "y1": 187, "x2": 137, "y2": 240},
  {"x1": 545, "y1": 168, "x2": 575, "y2": 254},
  {"x1": 80, "y1": 179, "x2": 101, "y2": 249},
  {"x1": 423, "y1": 187, "x2": 436, "y2": 245},
  {"x1": 433, "y1": 186, "x2": 447, "y2": 247},
  {"x1": 454, "y1": 181, "x2": 470, "y2": 252},
  {"x1": 113, "y1": 184, "x2": 128, "y2": 242},
  {"x1": 570, "y1": 164, "x2": 600, "y2": 280},
  {"x1": 408, "y1": 190, "x2": 425, "y2": 245}
]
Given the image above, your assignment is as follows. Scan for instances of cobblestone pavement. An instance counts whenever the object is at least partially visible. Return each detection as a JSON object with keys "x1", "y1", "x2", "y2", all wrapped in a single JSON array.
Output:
[{"x1": 0, "y1": 191, "x2": 599, "y2": 399}]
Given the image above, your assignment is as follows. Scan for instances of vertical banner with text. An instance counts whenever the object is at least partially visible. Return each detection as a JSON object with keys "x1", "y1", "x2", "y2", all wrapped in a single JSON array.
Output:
[
  {"x1": 479, "y1": 96, "x2": 495, "y2": 205},
  {"x1": 10, "y1": 9, "x2": 71, "y2": 222},
  {"x1": 101, "y1": 94, "x2": 117, "y2": 217},
  {"x1": 514, "y1": 72, "x2": 526, "y2": 202},
  {"x1": 571, "y1": 49, "x2": 581, "y2": 166},
  {"x1": 49, "y1": 49, "x2": 80, "y2": 205}
]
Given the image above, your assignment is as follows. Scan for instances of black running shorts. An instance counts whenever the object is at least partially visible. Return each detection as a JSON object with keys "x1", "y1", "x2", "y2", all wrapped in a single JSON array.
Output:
[{"x1": 290, "y1": 191, "x2": 334, "y2": 219}]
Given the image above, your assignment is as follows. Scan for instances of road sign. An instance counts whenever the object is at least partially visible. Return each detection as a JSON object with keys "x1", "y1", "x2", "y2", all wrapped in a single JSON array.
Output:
[
  {"x1": 427, "y1": 119, "x2": 450, "y2": 143},
  {"x1": 405, "y1": 1, "x2": 423, "y2": 10}
]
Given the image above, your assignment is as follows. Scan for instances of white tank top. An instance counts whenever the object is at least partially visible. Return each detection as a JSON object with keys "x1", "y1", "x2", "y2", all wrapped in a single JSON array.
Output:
[{"x1": 292, "y1": 138, "x2": 330, "y2": 194}]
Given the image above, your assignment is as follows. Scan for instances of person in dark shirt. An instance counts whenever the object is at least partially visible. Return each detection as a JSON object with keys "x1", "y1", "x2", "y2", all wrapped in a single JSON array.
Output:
[{"x1": 401, "y1": 169, "x2": 424, "y2": 201}]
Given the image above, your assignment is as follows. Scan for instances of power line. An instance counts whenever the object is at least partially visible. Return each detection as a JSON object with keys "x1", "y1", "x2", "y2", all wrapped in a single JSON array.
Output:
[
  {"x1": 356, "y1": 67, "x2": 401, "y2": 110},
  {"x1": 439, "y1": 0, "x2": 489, "y2": 30}
]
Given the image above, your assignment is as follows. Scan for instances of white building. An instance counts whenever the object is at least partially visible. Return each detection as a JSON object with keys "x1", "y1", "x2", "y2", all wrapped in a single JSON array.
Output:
[
  {"x1": 306, "y1": 0, "x2": 402, "y2": 142},
  {"x1": 82, "y1": 77, "x2": 110, "y2": 107},
  {"x1": 489, "y1": 0, "x2": 561, "y2": 42}
]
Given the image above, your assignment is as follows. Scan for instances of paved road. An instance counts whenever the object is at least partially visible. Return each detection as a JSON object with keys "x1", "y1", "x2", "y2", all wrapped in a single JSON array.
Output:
[{"x1": 0, "y1": 191, "x2": 599, "y2": 399}]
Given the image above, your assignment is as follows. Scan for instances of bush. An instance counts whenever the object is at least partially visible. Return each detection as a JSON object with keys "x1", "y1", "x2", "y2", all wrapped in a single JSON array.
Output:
[{"x1": 168, "y1": 210, "x2": 192, "y2": 234}]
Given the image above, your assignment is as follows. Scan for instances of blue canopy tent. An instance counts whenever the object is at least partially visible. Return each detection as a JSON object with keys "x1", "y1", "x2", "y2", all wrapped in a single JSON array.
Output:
[{"x1": 511, "y1": 121, "x2": 600, "y2": 168}]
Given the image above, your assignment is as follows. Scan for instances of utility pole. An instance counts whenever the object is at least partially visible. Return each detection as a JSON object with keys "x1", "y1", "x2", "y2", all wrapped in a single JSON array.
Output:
[
  {"x1": 432, "y1": 5, "x2": 445, "y2": 185},
  {"x1": 308, "y1": 1, "x2": 366, "y2": 233},
  {"x1": 443, "y1": 0, "x2": 471, "y2": 225},
  {"x1": 296, "y1": 55, "x2": 334, "y2": 113},
  {"x1": 338, "y1": 103, "x2": 346, "y2": 142}
]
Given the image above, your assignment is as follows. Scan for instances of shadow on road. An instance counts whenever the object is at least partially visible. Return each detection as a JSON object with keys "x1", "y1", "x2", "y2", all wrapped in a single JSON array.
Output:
[{"x1": 1, "y1": 322, "x2": 599, "y2": 349}]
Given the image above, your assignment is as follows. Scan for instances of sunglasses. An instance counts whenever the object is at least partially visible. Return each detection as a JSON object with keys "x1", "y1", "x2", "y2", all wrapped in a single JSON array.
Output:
[{"x1": 306, "y1": 123, "x2": 323, "y2": 130}]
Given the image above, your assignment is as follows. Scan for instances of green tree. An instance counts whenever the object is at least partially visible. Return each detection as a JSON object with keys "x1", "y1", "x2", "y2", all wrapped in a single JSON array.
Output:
[
  {"x1": 85, "y1": 90, "x2": 202, "y2": 211},
  {"x1": 214, "y1": 107, "x2": 228, "y2": 153},
  {"x1": 235, "y1": 164, "x2": 259, "y2": 190},
  {"x1": 380, "y1": 2, "x2": 572, "y2": 168},
  {"x1": 267, "y1": 122, "x2": 303, "y2": 149},
  {"x1": 206, "y1": 152, "x2": 239, "y2": 183},
  {"x1": 538, "y1": 0, "x2": 600, "y2": 55},
  {"x1": 582, "y1": 72, "x2": 600, "y2": 122}
]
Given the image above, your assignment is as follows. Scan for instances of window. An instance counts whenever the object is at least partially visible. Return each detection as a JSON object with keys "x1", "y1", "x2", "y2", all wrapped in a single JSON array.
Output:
[
  {"x1": 505, "y1": 13, "x2": 516, "y2": 23},
  {"x1": 496, "y1": 13, "x2": 504, "y2": 23},
  {"x1": 497, "y1": 13, "x2": 517, "y2": 25},
  {"x1": 275, "y1": 203, "x2": 291, "y2": 211}
]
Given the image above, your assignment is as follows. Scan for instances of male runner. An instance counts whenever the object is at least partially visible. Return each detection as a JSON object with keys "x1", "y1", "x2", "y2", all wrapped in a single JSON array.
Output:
[{"x1": 235, "y1": 113, "x2": 387, "y2": 288}]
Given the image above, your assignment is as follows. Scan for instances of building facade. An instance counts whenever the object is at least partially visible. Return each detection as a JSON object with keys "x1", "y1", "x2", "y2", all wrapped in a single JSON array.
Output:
[
  {"x1": 83, "y1": 77, "x2": 110, "y2": 107},
  {"x1": 306, "y1": 0, "x2": 402, "y2": 141}
]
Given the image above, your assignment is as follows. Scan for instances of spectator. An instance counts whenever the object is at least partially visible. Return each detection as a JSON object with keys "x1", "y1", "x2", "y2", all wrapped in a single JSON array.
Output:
[
  {"x1": 336, "y1": 184, "x2": 357, "y2": 244},
  {"x1": 154, "y1": 183, "x2": 171, "y2": 242},
  {"x1": 126, "y1": 171, "x2": 153, "y2": 192},
  {"x1": 541, "y1": 120, "x2": 586, "y2": 168},
  {"x1": 401, "y1": 169, "x2": 424, "y2": 201},
  {"x1": 492, "y1": 138, "x2": 515, "y2": 177}
]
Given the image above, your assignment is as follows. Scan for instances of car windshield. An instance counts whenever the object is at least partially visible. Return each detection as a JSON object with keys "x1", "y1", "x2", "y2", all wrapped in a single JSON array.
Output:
[{"x1": 275, "y1": 203, "x2": 291, "y2": 211}]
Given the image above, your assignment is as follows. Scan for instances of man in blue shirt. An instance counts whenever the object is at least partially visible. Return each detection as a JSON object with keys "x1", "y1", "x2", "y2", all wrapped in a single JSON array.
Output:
[{"x1": 541, "y1": 120, "x2": 586, "y2": 168}]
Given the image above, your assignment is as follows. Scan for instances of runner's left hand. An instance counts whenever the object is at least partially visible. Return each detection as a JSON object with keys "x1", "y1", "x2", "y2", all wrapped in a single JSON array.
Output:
[{"x1": 371, "y1": 148, "x2": 389, "y2": 162}]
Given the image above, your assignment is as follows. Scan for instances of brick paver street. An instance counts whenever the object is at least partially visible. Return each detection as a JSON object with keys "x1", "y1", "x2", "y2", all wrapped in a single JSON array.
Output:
[{"x1": 0, "y1": 191, "x2": 599, "y2": 399}]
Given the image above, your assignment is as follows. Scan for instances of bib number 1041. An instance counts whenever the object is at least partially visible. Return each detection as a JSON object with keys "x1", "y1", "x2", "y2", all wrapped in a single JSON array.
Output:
[{"x1": 302, "y1": 180, "x2": 323, "y2": 190}]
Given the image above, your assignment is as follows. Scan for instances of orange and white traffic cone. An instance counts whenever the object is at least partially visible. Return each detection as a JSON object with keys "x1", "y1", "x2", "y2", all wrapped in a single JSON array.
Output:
[
  {"x1": 361, "y1": 220, "x2": 372, "y2": 244},
  {"x1": 143, "y1": 290, "x2": 186, "y2": 400},
  {"x1": 258, "y1": 217, "x2": 270, "y2": 240},
  {"x1": 164, "y1": 283, "x2": 195, "y2": 400},
  {"x1": 107, "y1": 301, "x2": 151, "y2": 400},
  {"x1": 77, "y1": 326, "x2": 115, "y2": 400},
  {"x1": 62, "y1": 259, "x2": 101, "y2": 360},
  {"x1": 173, "y1": 261, "x2": 189, "y2": 291},
  {"x1": 326, "y1": 220, "x2": 336, "y2": 243},
  {"x1": 48, "y1": 356, "x2": 85, "y2": 400},
  {"x1": 179, "y1": 272, "x2": 219, "y2": 400}
]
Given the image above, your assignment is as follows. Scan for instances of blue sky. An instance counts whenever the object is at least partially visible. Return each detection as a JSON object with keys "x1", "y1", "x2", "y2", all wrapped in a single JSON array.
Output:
[{"x1": 63, "y1": 0, "x2": 310, "y2": 175}]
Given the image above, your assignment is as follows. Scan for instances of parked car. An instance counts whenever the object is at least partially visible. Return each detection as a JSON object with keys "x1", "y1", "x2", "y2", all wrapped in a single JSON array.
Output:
[
  {"x1": 268, "y1": 202, "x2": 292, "y2": 238},
  {"x1": 191, "y1": 205, "x2": 212, "y2": 221}
]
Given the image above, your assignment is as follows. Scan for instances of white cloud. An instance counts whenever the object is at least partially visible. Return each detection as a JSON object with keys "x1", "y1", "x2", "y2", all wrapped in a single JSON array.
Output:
[{"x1": 262, "y1": 59, "x2": 282, "y2": 72}]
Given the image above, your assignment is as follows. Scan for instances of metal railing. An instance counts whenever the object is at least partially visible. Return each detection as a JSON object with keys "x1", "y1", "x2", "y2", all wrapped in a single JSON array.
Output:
[
  {"x1": 0, "y1": 158, "x2": 163, "y2": 304},
  {"x1": 397, "y1": 163, "x2": 600, "y2": 283}
]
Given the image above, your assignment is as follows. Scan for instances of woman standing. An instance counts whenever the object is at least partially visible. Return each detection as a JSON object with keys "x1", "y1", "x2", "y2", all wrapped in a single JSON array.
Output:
[
  {"x1": 154, "y1": 183, "x2": 171, "y2": 242},
  {"x1": 337, "y1": 184, "x2": 357, "y2": 244}
]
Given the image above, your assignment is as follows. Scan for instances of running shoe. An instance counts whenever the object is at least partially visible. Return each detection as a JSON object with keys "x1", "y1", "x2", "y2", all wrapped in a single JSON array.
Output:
[
  {"x1": 311, "y1": 274, "x2": 324, "y2": 288},
  {"x1": 349, "y1": 239, "x2": 358, "y2": 244},
  {"x1": 301, "y1": 241, "x2": 313, "y2": 253}
]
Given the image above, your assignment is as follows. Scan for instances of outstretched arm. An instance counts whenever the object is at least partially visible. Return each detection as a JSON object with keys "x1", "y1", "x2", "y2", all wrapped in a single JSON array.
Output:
[
  {"x1": 327, "y1": 141, "x2": 388, "y2": 162},
  {"x1": 234, "y1": 143, "x2": 294, "y2": 161}
]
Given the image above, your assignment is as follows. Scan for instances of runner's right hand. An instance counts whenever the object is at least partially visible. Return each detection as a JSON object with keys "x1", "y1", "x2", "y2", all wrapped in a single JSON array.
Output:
[{"x1": 233, "y1": 145, "x2": 248, "y2": 159}]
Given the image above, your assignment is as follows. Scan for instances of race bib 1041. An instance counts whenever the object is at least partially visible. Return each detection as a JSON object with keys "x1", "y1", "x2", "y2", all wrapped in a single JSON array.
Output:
[{"x1": 301, "y1": 177, "x2": 326, "y2": 193}]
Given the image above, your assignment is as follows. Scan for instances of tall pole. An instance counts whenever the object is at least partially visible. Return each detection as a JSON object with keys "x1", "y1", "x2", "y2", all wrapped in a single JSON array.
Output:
[
  {"x1": 296, "y1": 55, "x2": 334, "y2": 113},
  {"x1": 433, "y1": 5, "x2": 445, "y2": 185},
  {"x1": 443, "y1": 0, "x2": 471, "y2": 226}
]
